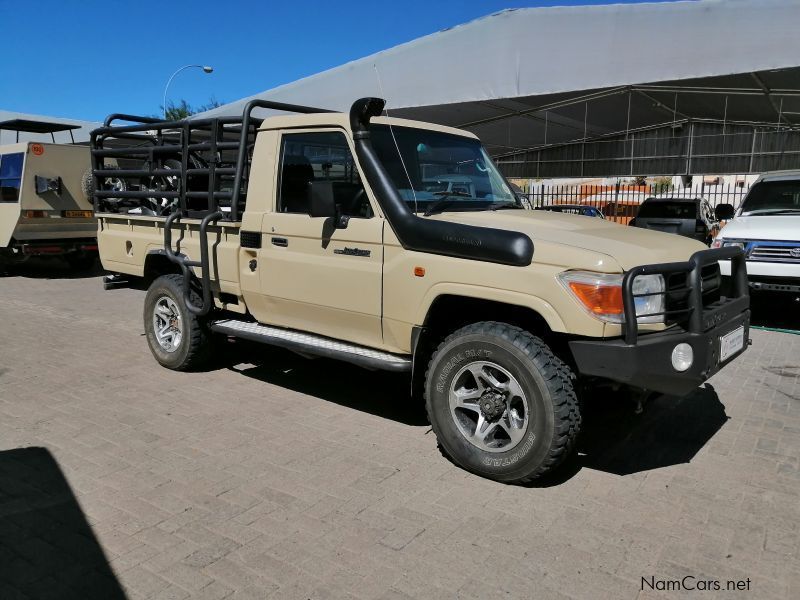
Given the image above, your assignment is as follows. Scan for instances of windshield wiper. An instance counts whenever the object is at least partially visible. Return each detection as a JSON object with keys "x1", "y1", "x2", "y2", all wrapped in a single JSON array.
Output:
[
  {"x1": 422, "y1": 190, "x2": 474, "y2": 216},
  {"x1": 423, "y1": 197, "x2": 457, "y2": 216},
  {"x1": 432, "y1": 190, "x2": 471, "y2": 196}
]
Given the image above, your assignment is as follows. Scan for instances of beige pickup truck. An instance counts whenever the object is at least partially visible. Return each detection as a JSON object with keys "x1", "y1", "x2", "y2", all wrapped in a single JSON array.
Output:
[
  {"x1": 0, "y1": 120, "x2": 99, "y2": 270},
  {"x1": 92, "y1": 98, "x2": 751, "y2": 483}
]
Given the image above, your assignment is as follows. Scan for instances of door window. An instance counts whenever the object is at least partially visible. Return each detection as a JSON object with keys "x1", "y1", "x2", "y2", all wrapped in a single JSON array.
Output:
[
  {"x1": 0, "y1": 153, "x2": 24, "y2": 202},
  {"x1": 277, "y1": 131, "x2": 372, "y2": 218}
]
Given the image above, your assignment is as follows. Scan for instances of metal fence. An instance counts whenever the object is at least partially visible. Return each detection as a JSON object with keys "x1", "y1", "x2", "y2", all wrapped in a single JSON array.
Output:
[
  {"x1": 496, "y1": 120, "x2": 800, "y2": 179},
  {"x1": 520, "y1": 182, "x2": 751, "y2": 224}
]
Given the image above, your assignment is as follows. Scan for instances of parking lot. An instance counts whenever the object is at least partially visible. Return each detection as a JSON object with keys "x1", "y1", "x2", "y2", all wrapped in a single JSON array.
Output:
[{"x1": 1, "y1": 262, "x2": 798, "y2": 600}]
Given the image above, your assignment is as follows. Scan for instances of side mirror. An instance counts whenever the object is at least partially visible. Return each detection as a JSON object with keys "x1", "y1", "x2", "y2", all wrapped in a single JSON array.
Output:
[
  {"x1": 308, "y1": 181, "x2": 348, "y2": 228},
  {"x1": 715, "y1": 203, "x2": 735, "y2": 220}
]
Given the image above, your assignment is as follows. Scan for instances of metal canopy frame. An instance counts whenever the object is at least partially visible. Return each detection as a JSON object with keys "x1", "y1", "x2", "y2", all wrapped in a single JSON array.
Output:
[
  {"x1": 90, "y1": 99, "x2": 333, "y2": 223},
  {"x1": 0, "y1": 119, "x2": 81, "y2": 143},
  {"x1": 441, "y1": 68, "x2": 800, "y2": 178}
]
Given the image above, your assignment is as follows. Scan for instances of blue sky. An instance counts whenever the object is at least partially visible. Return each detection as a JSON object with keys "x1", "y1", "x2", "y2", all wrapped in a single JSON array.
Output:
[{"x1": 1, "y1": 0, "x2": 679, "y2": 121}]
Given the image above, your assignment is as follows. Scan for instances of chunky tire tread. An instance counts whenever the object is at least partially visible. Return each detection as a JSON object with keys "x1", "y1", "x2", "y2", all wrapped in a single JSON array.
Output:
[
  {"x1": 424, "y1": 321, "x2": 581, "y2": 483},
  {"x1": 144, "y1": 274, "x2": 212, "y2": 371}
]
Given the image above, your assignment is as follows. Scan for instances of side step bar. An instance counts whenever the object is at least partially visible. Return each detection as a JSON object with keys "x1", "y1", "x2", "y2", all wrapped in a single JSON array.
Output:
[
  {"x1": 103, "y1": 274, "x2": 130, "y2": 290},
  {"x1": 210, "y1": 319, "x2": 412, "y2": 372}
]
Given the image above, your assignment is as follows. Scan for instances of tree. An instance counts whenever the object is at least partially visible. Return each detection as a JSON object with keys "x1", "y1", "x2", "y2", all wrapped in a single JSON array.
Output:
[{"x1": 159, "y1": 97, "x2": 223, "y2": 120}]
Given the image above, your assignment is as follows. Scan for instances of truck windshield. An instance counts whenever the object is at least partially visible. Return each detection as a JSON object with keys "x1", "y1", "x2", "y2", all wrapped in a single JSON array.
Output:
[
  {"x1": 740, "y1": 181, "x2": 800, "y2": 215},
  {"x1": 369, "y1": 124, "x2": 519, "y2": 213}
]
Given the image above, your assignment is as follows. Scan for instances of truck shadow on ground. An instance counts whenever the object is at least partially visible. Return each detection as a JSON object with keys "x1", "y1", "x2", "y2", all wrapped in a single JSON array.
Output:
[
  {"x1": 224, "y1": 340, "x2": 729, "y2": 483},
  {"x1": 749, "y1": 291, "x2": 800, "y2": 331},
  {"x1": 225, "y1": 340, "x2": 428, "y2": 426},
  {"x1": 0, "y1": 447, "x2": 126, "y2": 600},
  {"x1": 532, "y1": 383, "x2": 729, "y2": 487},
  {"x1": 0, "y1": 256, "x2": 104, "y2": 280}
]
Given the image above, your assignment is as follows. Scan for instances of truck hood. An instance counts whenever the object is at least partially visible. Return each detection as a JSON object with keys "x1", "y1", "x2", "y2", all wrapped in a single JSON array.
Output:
[
  {"x1": 718, "y1": 215, "x2": 800, "y2": 242},
  {"x1": 429, "y1": 210, "x2": 706, "y2": 270}
]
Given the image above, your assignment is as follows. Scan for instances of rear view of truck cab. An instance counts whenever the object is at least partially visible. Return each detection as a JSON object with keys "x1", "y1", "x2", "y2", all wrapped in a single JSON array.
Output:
[
  {"x1": 91, "y1": 97, "x2": 751, "y2": 485},
  {"x1": 0, "y1": 120, "x2": 99, "y2": 271}
]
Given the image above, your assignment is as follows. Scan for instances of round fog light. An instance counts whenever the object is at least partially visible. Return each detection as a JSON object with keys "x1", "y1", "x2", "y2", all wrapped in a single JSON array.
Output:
[{"x1": 671, "y1": 343, "x2": 694, "y2": 372}]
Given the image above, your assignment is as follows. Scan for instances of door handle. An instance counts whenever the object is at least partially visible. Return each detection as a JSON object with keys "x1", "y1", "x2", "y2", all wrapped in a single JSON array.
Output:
[{"x1": 271, "y1": 237, "x2": 288, "y2": 247}]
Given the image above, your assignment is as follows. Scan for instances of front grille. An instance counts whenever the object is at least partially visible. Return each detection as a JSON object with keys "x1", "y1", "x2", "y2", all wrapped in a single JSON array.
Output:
[
  {"x1": 621, "y1": 246, "x2": 746, "y2": 344},
  {"x1": 665, "y1": 263, "x2": 722, "y2": 325},
  {"x1": 748, "y1": 244, "x2": 800, "y2": 263}
]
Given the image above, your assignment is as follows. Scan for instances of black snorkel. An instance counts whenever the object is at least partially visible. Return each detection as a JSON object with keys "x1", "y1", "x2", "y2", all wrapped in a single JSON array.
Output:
[{"x1": 349, "y1": 98, "x2": 534, "y2": 267}]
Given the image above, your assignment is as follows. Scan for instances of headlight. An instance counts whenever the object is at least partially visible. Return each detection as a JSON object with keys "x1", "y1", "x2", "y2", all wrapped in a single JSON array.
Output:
[
  {"x1": 631, "y1": 273, "x2": 665, "y2": 323},
  {"x1": 558, "y1": 271, "x2": 665, "y2": 324},
  {"x1": 713, "y1": 239, "x2": 745, "y2": 250}
]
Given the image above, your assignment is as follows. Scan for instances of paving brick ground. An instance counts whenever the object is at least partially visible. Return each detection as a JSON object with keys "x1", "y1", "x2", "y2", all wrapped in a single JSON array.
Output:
[{"x1": 1, "y1": 261, "x2": 798, "y2": 599}]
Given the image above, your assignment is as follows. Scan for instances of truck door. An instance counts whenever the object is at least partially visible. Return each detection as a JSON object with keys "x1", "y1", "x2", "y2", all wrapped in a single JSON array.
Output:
[{"x1": 258, "y1": 129, "x2": 383, "y2": 347}]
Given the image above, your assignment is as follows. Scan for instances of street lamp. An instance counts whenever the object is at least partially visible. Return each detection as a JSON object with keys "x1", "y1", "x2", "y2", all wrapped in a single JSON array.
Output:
[{"x1": 162, "y1": 64, "x2": 214, "y2": 119}]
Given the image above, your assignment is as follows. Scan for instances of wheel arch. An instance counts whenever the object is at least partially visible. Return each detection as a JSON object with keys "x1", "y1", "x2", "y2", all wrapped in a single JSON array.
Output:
[
  {"x1": 410, "y1": 290, "x2": 569, "y2": 400},
  {"x1": 416, "y1": 285, "x2": 566, "y2": 334},
  {"x1": 143, "y1": 249, "x2": 181, "y2": 284}
]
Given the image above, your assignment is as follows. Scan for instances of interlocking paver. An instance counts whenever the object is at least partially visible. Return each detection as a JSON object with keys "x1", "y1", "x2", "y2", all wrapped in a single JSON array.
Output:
[{"x1": 1, "y1": 264, "x2": 798, "y2": 599}]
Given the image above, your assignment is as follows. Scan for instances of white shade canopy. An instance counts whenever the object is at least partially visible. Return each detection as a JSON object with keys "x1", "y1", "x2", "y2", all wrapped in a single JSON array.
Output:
[{"x1": 200, "y1": 1, "x2": 798, "y2": 118}]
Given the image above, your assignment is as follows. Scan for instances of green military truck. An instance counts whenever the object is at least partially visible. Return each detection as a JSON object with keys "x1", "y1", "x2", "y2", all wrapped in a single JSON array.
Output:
[{"x1": 91, "y1": 98, "x2": 751, "y2": 483}]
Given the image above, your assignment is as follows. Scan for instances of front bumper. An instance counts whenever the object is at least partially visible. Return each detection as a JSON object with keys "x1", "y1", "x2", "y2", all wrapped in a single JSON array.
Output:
[
  {"x1": 720, "y1": 258, "x2": 800, "y2": 293},
  {"x1": 719, "y1": 258, "x2": 800, "y2": 279},
  {"x1": 570, "y1": 306, "x2": 750, "y2": 396},
  {"x1": 569, "y1": 246, "x2": 751, "y2": 397}
]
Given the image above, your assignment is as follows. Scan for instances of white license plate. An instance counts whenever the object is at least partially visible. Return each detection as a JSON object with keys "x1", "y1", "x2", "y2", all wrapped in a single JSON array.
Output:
[{"x1": 719, "y1": 326, "x2": 745, "y2": 362}]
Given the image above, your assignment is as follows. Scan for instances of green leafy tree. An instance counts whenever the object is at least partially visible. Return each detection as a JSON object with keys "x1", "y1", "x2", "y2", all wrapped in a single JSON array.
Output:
[
  {"x1": 652, "y1": 176, "x2": 674, "y2": 194},
  {"x1": 159, "y1": 97, "x2": 223, "y2": 120}
]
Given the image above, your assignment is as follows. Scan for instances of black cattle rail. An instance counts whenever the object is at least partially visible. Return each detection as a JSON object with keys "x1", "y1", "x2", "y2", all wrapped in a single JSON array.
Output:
[
  {"x1": 91, "y1": 100, "x2": 333, "y2": 314},
  {"x1": 621, "y1": 246, "x2": 748, "y2": 345},
  {"x1": 90, "y1": 100, "x2": 333, "y2": 222}
]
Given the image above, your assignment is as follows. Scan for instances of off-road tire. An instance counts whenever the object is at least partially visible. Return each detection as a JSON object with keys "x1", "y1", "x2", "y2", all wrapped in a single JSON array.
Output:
[
  {"x1": 82, "y1": 165, "x2": 123, "y2": 203},
  {"x1": 144, "y1": 274, "x2": 213, "y2": 371},
  {"x1": 424, "y1": 321, "x2": 581, "y2": 484},
  {"x1": 80, "y1": 169, "x2": 94, "y2": 203}
]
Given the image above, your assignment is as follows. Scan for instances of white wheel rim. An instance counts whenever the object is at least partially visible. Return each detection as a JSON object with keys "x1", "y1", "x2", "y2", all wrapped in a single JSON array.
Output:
[
  {"x1": 153, "y1": 296, "x2": 183, "y2": 353},
  {"x1": 448, "y1": 360, "x2": 530, "y2": 453}
]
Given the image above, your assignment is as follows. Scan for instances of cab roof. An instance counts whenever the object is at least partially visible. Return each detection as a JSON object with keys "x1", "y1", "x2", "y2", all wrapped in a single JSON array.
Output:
[{"x1": 255, "y1": 112, "x2": 478, "y2": 140}]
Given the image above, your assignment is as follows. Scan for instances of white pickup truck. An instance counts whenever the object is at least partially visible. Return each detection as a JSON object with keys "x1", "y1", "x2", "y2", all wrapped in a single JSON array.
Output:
[{"x1": 713, "y1": 170, "x2": 800, "y2": 294}]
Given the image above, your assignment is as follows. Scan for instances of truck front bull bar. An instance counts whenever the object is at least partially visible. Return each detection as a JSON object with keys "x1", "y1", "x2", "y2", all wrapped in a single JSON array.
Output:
[{"x1": 621, "y1": 245, "x2": 749, "y2": 344}]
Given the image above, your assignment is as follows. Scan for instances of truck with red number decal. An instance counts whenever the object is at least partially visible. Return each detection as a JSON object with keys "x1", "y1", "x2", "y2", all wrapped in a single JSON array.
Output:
[{"x1": 0, "y1": 119, "x2": 102, "y2": 271}]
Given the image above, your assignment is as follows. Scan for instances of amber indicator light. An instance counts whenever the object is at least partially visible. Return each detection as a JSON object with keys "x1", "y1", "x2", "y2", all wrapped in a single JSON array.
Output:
[
  {"x1": 567, "y1": 281, "x2": 624, "y2": 315},
  {"x1": 414, "y1": 266, "x2": 426, "y2": 277}
]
